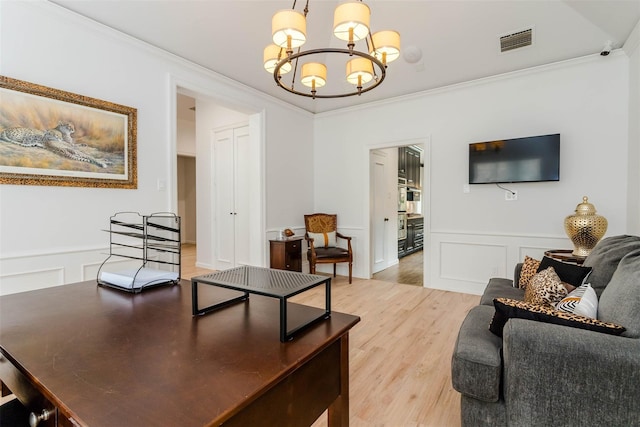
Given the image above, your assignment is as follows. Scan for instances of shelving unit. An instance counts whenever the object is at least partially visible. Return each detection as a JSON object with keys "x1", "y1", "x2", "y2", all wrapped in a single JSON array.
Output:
[{"x1": 97, "y1": 212, "x2": 181, "y2": 293}]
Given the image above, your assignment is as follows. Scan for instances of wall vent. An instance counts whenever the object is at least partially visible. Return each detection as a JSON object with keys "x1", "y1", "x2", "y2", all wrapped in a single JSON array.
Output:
[{"x1": 500, "y1": 28, "x2": 532, "y2": 52}]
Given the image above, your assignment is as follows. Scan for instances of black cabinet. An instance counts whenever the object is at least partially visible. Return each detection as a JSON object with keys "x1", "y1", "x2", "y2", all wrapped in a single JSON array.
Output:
[
  {"x1": 398, "y1": 147, "x2": 407, "y2": 178},
  {"x1": 398, "y1": 238, "x2": 406, "y2": 258},
  {"x1": 400, "y1": 216, "x2": 424, "y2": 258},
  {"x1": 398, "y1": 147, "x2": 421, "y2": 188},
  {"x1": 406, "y1": 148, "x2": 421, "y2": 188}
]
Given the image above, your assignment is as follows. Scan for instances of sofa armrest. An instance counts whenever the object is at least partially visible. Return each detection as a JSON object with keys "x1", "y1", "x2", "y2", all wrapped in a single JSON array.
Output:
[
  {"x1": 502, "y1": 319, "x2": 640, "y2": 426},
  {"x1": 513, "y1": 263, "x2": 523, "y2": 287}
]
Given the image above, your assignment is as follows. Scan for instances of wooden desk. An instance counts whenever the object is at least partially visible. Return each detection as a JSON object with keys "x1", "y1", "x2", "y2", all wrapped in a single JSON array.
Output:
[{"x1": 0, "y1": 280, "x2": 360, "y2": 426}]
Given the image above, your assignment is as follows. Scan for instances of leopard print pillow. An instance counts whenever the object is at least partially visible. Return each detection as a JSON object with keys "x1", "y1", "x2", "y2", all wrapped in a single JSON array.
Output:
[
  {"x1": 489, "y1": 297, "x2": 626, "y2": 337},
  {"x1": 518, "y1": 256, "x2": 540, "y2": 289},
  {"x1": 524, "y1": 266, "x2": 567, "y2": 307}
]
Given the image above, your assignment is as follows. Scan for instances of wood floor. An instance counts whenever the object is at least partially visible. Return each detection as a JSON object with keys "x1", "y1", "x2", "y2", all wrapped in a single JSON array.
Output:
[
  {"x1": 372, "y1": 250, "x2": 424, "y2": 286},
  {"x1": 181, "y1": 244, "x2": 480, "y2": 427}
]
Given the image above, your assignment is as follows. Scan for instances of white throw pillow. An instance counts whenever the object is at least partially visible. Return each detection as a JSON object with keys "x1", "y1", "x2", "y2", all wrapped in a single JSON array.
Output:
[
  {"x1": 555, "y1": 283, "x2": 598, "y2": 318},
  {"x1": 307, "y1": 231, "x2": 336, "y2": 248}
]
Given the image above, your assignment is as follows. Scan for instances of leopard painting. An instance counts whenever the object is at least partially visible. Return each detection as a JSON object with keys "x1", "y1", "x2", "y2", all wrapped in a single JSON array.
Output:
[
  {"x1": 0, "y1": 121, "x2": 75, "y2": 146},
  {"x1": 0, "y1": 121, "x2": 107, "y2": 168}
]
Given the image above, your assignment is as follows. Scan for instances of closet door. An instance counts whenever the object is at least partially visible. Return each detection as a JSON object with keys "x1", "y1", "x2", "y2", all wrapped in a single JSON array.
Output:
[
  {"x1": 233, "y1": 126, "x2": 251, "y2": 266},
  {"x1": 213, "y1": 124, "x2": 250, "y2": 270}
]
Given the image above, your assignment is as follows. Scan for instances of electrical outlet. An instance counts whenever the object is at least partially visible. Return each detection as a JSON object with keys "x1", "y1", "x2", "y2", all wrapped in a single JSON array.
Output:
[
  {"x1": 505, "y1": 190, "x2": 518, "y2": 201},
  {"x1": 463, "y1": 184, "x2": 470, "y2": 194}
]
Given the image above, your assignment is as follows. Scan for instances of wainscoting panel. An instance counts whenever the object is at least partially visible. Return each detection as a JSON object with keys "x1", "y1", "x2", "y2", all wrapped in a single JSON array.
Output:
[
  {"x1": 0, "y1": 267, "x2": 64, "y2": 295},
  {"x1": 440, "y1": 241, "x2": 507, "y2": 282},
  {"x1": 518, "y1": 245, "x2": 556, "y2": 261},
  {"x1": 83, "y1": 258, "x2": 140, "y2": 282},
  {"x1": 428, "y1": 231, "x2": 571, "y2": 295},
  {"x1": 0, "y1": 247, "x2": 107, "y2": 296}
]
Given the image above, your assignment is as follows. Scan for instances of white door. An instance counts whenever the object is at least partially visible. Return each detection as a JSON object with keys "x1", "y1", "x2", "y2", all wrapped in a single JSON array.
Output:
[
  {"x1": 371, "y1": 150, "x2": 388, "y2": 273},
  {"x1": 213, "y1": 124, "x2": 250, "y2": 270},
  {"x1": 233, "y1": 126, "x2": 251, "y2": 266}
]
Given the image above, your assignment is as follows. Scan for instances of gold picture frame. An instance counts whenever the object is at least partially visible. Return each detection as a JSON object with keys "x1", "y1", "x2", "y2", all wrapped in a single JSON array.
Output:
[{"x1": 0, "y1": 75, "x2": 137, "y2": 188}]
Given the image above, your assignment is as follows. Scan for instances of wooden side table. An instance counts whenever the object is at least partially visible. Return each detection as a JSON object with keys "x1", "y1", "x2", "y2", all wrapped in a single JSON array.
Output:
[
  {"x1": 544, "y1": 249, "x2": 586, "y2": 265},
  {"x1": 269, "y1": 237, "x2": 303, "y2": 272}
]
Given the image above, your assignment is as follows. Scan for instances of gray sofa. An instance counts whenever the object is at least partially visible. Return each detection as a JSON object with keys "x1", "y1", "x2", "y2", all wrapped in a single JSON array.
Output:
[{"x1": 451, "y1": 235, "x2": 640, "y2": 426}]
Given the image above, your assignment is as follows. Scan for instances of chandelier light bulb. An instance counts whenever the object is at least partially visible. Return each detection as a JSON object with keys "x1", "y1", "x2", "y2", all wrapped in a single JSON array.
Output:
[
  {"x1": 370, "y1": 30, "x2": 401, "y2": 65},
  {"x1": 272, "y1": 10, "x2": 307, "y2": 52},
  {"x1": 333, "y1": 2, "x2": 370, "y2": 43},
  {"x1": 301, "y1": 62, "x2": 327, "y2": 88},
  {"x1": 346, "y1": 57, "x2": 374, "y2": 85},
  {"x1": 263, "y1": 44, "x2": 292, "y2": 74}
]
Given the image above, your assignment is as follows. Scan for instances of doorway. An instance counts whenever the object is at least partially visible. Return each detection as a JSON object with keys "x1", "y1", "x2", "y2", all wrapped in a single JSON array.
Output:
[
  {"x1": 173, "y1": 87, "x2": 265, "y2": 273},
  {"x1": 369, "y1": 140, "x2": 427, "y2": 287}
]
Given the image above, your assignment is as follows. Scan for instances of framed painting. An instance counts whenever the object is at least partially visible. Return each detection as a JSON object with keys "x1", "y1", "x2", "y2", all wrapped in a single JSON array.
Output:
[{"x1": 0, "y1": 75, "x2": 137, "y2": 188}]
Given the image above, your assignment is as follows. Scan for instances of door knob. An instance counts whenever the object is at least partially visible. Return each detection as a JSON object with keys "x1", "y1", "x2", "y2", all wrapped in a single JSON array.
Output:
[{"x1": 29, "y1": 409, "x2": 54, "y2": 427}]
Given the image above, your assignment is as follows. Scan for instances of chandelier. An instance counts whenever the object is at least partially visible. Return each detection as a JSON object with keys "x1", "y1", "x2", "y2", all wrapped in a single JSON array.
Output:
[{"x1": 263, "y1": 0, "x2": 400, "y2": 99}]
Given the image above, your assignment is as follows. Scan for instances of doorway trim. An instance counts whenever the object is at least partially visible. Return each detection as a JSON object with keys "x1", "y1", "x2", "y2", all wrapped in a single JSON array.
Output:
[{"x1": 366, "y1": 136, "x2": 431, "y2": 286}]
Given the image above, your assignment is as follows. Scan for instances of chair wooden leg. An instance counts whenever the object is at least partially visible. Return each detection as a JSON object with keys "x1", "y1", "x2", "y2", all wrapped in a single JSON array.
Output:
[
  {"x1": 310, "y1": 262, "x2": 316, "y2": 274},
  {"x1": 348, "y1": 263, "x2": 352, "y2": 284},
  {"x1": 333, "y1": 264, "x2": 337, "y2": 277}
]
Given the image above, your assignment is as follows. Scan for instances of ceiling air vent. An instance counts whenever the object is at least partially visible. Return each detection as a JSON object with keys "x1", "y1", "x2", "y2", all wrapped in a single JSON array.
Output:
[{"x1": 500, "y1": 28, "x2": 532, "y2": 52}]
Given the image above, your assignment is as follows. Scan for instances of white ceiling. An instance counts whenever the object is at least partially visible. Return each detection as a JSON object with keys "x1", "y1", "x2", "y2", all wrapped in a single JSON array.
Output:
[{"x1": 52, "y1": 0, "x2": 640, "y2": 114}]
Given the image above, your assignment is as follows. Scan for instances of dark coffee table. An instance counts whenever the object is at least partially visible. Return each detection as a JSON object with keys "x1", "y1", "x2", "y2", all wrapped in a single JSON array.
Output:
[{"x1": 192, "y1": 265, "x2": 331, "y2": 341}]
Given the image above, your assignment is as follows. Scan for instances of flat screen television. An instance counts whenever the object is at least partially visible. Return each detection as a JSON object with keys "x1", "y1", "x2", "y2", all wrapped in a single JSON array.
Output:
[{"x1": 468, "y1": 134, "x2": 560, "y2": 184}]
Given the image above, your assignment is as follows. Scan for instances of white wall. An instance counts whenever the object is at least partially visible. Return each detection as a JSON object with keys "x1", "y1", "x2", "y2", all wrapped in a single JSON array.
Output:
[
  {"x1": 177, "y1": 156, "x2": 196, "y2": 243},
  {"x1": 314, "y1": 54, "x2": 631, "y2": 294},
  {"x1": 177, "y1": 117, "x2": 196, "y2": 243},
  {"x1": 0, "y1": 1, "x2": 314, "y2": 295},
  {"x1": 177, "y1": 118, "x2": 196, "y2": 156},
  {"x1": 625, "y1": 21, "x2": 640, "y2": 234}
]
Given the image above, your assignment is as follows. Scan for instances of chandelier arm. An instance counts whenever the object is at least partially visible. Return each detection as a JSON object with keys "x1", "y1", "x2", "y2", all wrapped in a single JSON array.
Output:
[
  {"x1": 366, "y1": 33, "x2": 380, "y2": 79},
  {"x1": 290, "y1": 46, "x2": 303, "y2": 92},
  {"x1": 273, "y1": 48, "x2": 386, "y2": 99}
]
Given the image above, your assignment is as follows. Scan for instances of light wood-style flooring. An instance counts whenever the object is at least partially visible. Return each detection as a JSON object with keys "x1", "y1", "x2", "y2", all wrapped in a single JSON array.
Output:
[
  {"x1": 372, "y1": 250, "x2": 424, "y2": 286},
  {"x1": 181, "y1": 244, "x2": 479, "y2": 427}
]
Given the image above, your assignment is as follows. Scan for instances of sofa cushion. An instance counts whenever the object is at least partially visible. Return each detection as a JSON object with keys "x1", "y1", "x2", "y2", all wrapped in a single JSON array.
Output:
[
  {"x1": 598, "y1": 248, "x2": 640, "y2": 338},
  {"x1": 556, "y1": 283, "x2": 598, "y2": 318},
  {"x1": 536, "y1": 256, "x2": 592, "y2": 288},
  {"x1": 489, "y1": 298, "x2": 626, "y2": 337},
  {"x1": 518, "y1": 256, "x2": 540, "y2": 289},
  {"x1": 524, "y1": 267, "x2": 567, "y2": 307},
  {"x1": 583, "y1": 235, "x2": 640, "y2": 297},
  {"x1": 452, "y1": 305, "x2": 504, "y2": 402},
  {"x1": 480, "y1": 277, "x2": 524, "y2": 306}
]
